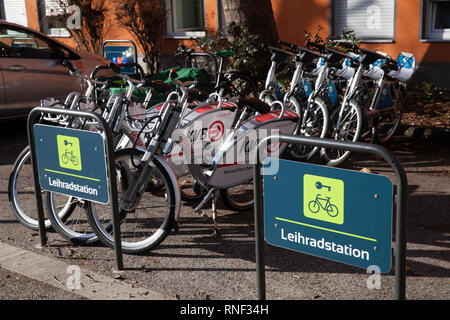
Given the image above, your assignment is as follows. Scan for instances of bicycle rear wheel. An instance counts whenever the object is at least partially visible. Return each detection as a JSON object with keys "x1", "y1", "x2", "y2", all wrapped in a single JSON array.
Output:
[
  {"x1": 219, "y1": 179, "x2": 254, "y2": 212},
  {"x1": 86, "y1": 149, "x2": 178, "y2": 254},
  {"x1": 372, "y1": 84, "x2": 405, "y2": 143}
]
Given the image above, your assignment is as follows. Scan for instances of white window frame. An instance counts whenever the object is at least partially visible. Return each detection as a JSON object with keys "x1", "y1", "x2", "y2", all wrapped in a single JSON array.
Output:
[
  {"x1": 165, "y1": 0, "x2": 206, "y2": 39},
  {"x1": 423, "y1": 0, "x2": 450, "y2": 41},
  {"x1": 39, "y1": 0, "x2": 71, "y2": 38}
]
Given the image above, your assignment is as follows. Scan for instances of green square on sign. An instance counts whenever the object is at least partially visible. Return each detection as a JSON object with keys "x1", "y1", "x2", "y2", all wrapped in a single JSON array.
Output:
[
  {"x1": 57, "y1": 135, "x2": 82, "y2": 171},
  {"x1": 303, "y1": 174, "x2": 344, "y2": 224}
]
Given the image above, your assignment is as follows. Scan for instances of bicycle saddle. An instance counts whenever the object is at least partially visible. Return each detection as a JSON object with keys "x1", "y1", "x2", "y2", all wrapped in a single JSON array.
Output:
[{"x1": 236, "y1": 98, "x2": 271, "y2": 115}]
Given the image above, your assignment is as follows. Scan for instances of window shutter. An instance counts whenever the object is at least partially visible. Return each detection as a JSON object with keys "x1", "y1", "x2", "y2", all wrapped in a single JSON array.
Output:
[
  {"x1": 0, "y1": 0, "x2": 28, "y2": 27},
  {"x1": 333, "y1": 0, "x2": 396, "y2": 41},
  {"x1": 39, "y1": 0, "x2": 67, "y2": 16},
  {"x1": 38, "y1": 0, "x2": 70, "y2": 37}
]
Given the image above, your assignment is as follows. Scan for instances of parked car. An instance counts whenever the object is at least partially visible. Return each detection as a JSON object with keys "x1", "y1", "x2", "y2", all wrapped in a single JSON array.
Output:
[{"x1": 0, "y1": 20, "x2": 110, "y2": 120}]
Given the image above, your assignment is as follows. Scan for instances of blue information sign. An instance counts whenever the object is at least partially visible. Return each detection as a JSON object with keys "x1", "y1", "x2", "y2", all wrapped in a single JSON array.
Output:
[
  {"x1": 263, "y1": 158, "x2": 393, "y2": 273},
  {"x1": 34, "y1": 124, "x2": 109, "y2": 204},
  {"x1": 104, "y1": 45, "x2": 135, "y2": 74}
]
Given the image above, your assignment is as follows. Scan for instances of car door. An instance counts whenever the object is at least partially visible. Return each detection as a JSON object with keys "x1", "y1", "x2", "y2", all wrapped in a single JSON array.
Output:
[{"x1": 0, "y1": 25, "x2": 79, "y2": 116}]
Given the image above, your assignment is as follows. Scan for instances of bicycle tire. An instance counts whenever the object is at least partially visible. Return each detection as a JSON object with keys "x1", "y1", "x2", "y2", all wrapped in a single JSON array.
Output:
[
  {"x1": 219, "y1": 180, "x2": 254, "y2": 212},
  {"x1": 320, "y1": 99, "x2": 363, "y2": 167},
  {"x1": 372, "y1": 84, "x2": 405, "y2": 144},
  {"x1": 46, "y1": 192, "x2": 98, "y2": 245},
  {"x1": 8, "y1": 146, "x2": 74, "y2": 230},
  {"x1": 219, "y1": 73, "x2": 258, "y2": 99},
  {"x1": 61, "y1": 154, "x2": 68, "y2": 164},
  {"x1": 179, "y1": 175, "x2": 208, "y2": 202},
  {"x1": 289, "y1": 96, "x2": 329, "y2": 161},
  {"x1": 308, "y1": 200, "x2": 320, "y2": 213},
  {"x1": 86, "y1": 148, "x2": 178, "y2": 254},
  {"x1": 327, "y1": 204, "x2": 339, "y2": 217}
]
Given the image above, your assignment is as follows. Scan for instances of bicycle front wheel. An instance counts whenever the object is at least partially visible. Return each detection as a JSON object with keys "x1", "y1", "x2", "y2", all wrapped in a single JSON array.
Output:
[
  {"x1": 86, "y1": 149, "x2": 178, "y2": 254},
  {"x1": 290, "y1": 96, "x2": 329, "y2": 161},
  {"x1": 8, "y1": 146, "x2": 74, "y2": 230},
  {"x1": 219, "y1": 73, "x2": 258, "y2": 99},
  {"x1": 46, "y1": 192, "x2": 98, "y2": 245},
  {"x1": 320, "y1": 99, "x2": 363, "y2": 167}
]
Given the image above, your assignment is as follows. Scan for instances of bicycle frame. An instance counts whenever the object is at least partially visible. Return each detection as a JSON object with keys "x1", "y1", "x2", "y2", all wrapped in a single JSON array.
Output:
[{"x1": 259, "y1": 54, "x2": 284, "y2": 102}]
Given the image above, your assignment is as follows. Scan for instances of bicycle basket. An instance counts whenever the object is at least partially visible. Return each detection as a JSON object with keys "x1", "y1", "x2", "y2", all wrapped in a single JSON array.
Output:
[
  {"x1": 335, "y1": 57, "x2": 356, "y2": 80},
  {"x1": 40, "y1": 98, "x2": 67, "y2": 123},
  {"x1": 387, "y1": 52, "x2": 415, "y2": 82},
  {"x1": 362, "y1": 51, "x2": 389, "y2": 80}
]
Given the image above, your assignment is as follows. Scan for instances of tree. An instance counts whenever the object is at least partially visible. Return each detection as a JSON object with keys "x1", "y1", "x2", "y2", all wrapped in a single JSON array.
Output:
[
  {"x1": 221, "y1": 0, "x2": 279, "y2": 46},
  {"x1": 49, "y1": 0, "x2": 109, "y2": 54},
  {"x1": 114, "y1": 0, "x2": 166, "y2": 74}
]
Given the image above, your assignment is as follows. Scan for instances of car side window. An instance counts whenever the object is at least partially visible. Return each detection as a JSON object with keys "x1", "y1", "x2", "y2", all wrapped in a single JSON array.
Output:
[{"x1": 0, "y1": 26, "x2": 57, "y2": 59}]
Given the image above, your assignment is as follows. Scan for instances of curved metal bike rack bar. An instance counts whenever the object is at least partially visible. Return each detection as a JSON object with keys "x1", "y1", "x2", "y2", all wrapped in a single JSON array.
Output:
[
  {"x1": 253, "y1": 134, "x2": 407, "y2": 300},
  {"x1": 27, "y1": 106, "x2": 124, "y2": 271}
]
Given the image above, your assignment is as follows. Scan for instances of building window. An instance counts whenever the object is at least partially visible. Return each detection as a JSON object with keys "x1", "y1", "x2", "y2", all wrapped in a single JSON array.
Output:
[
  {"x1": 38, "y1": 0, "x2": 70, "y2": 37},
  {"x1": 0, "y1": 0, "x2": 28, "y2": 27},
  {"x1": 331, "y1": 0, "x2": 396, "y2": 42},
  {"x1": 423, "y1": 0, "x2": 450, "y2": 41},
  {"x1": 166, "y1": 0, "x2": 205, "y2": 38}
]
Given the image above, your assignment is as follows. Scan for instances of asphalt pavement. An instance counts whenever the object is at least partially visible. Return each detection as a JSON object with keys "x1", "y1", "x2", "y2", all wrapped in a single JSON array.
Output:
[{"x1": 0, "y1": 118, "x2": 448, "y2": 301}]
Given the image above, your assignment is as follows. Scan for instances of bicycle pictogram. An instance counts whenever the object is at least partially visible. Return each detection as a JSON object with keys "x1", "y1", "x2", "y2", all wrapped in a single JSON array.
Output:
[
  {"x1": 61, "y1": 149, "x2": 79, "y2": 166},
  {"x1": 303, "y1": 174, "x2": 344, "y2": 224},
  {"x1": 57, "y1": 135, "x2": 82, "y2": 171},
  {"x1": 308, "y1": 186, "x2": 339, "y2": 218}
]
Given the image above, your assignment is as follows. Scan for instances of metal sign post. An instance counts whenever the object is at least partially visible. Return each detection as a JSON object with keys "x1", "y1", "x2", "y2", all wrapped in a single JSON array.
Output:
[
  {"x1": 27, "y1": 107, "x2": 124, "y2": 271},
  {"x1": 253, "y1": 134, "x2": 407, "y2": 300}
]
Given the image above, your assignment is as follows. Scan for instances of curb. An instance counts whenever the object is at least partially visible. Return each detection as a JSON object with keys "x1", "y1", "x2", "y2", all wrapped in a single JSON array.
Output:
[{"x1": 0, "y1": 241, "x2": 173, "y2": 300}]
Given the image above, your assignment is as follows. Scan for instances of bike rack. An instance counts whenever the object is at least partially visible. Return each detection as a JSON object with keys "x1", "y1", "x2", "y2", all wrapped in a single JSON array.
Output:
[
  {"x1": 253, "y1": 134, "x2": 408, "y2": 300},
  {"x1": 27, "y1": 106, "x2": 124, "y2": 271}
]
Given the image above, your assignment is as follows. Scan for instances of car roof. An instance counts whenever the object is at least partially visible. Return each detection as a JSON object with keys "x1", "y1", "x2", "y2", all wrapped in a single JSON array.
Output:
[{"x1": 0, "y1": 19, "x2": 80, "y2": 58}]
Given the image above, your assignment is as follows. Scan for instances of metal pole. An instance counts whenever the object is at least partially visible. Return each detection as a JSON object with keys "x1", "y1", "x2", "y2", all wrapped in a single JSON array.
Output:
[
  {"x1": 253, "y1": 161, "x2": 266, "y2": 300},
  {"x1": 254, "y1": 134, "x2": 407, "y2": 300},
  {"x1": 27, "y1": 112, "x2": 47, "y2": 247},
  {"x1": 104, "y1": 118, "x2": 124, "y2": 271}
]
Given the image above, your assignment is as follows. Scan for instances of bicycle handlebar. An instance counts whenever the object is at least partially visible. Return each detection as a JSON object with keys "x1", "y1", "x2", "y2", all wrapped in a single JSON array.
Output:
[
  {"x1": 62, "y1": 59, "x2": 77, "y2": 74},
  {"x1": 260, "y1": 44, "x2": 295, "y2": 58},
  {"x1": 174, "y1": 44, "x2": 194, "y2": 56}
]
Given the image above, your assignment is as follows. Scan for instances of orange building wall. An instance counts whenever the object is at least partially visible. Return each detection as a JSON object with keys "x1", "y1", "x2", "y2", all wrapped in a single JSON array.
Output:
[
  {"x1": 24, "y1": 0, "x2": 449, "y2": 64},
  {"x1": 271, "y1": 0, "x2": 449, "y2": 64}
]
